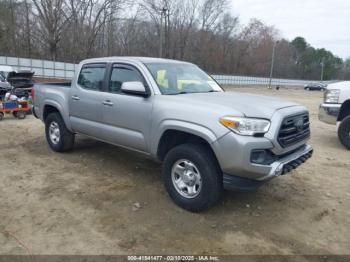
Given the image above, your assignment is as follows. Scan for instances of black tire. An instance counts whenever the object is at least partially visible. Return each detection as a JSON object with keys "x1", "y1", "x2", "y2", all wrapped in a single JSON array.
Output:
[
  {"x1": 13, "y1": 111, "x2": 18, "y2": 118},
  {"x1": 17, "y1": 111, "x2": 26, "y2": 119},
  {"x1": 338, "y1": 116, "x2": 350, "y2": 150},
  {"x1": 162, "y1": 143, "x2": 222, "y2": 212},
  {"x1": 0, "y1": 112, "x2": 4, "y2": 121},
  {"x1": 45, "y1": 112, "x2": 75, "y2": 152}
]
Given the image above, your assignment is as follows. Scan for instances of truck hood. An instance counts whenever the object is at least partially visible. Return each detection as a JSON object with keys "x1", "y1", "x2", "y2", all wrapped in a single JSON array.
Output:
[
  {"x1": 326, "y1": 81, "x2": 350, "y2": 91},
  {"x1": 7, "y1": 71, "x2": 34, "y2": 88},
  {"x1": 166, "y1": 91, "x2": 299, "y2": 119},
  {"x1": 7, "y1": 71, "x2": 34, "y2": 80}
]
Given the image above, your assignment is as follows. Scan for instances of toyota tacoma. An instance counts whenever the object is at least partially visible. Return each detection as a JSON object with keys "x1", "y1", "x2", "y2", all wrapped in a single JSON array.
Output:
[{"x1": 33, "y1": 57, "x2": 313, "y2": 211}]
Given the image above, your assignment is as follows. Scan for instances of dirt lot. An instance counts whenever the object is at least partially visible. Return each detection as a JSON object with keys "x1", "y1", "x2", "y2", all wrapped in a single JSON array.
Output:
[{"x1": 0, "y1": 87, "x2": 349, "y2": 255}]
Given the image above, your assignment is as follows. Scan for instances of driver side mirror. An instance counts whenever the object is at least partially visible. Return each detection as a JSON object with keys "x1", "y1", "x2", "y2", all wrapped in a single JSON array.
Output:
[{"x1": 121, "y1": 81, "x2": 150, "y2": 98}]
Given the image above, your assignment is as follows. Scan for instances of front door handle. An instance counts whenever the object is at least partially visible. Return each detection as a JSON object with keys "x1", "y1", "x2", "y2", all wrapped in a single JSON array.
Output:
[
  {"x1": 102, "y1": 100, "x2": 114, "y2": 106},
  {"x1": 72, "y1": 95, "x2": 80, "y2": 101}
]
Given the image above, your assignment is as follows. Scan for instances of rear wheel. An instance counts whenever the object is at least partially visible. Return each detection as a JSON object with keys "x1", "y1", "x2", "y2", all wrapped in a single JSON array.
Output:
[
  {"x1": 17, "y1": 111, "x2": 26, "y2": 119},
  {"x1": 45, "y1": 112, "x2": 75, "y2": 152},
  {"x1": 0, "y1": 112, "x2": 4, "y2": 121},
  {"x1": 162, "y1": 143, "x2": 222, "y2": 212},
  {"x1": 338, "y1": 115, "x2": 350, "y2": 150}
]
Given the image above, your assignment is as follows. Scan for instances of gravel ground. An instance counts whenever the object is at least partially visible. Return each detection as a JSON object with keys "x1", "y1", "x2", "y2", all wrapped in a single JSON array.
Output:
[{"x1": 0, "y1": 87, "x2": 349, "y2": 255}]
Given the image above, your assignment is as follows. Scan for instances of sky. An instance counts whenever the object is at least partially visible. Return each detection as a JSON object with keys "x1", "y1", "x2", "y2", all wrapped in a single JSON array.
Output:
[{"x1": 230, "y1": 0, "x2": 350, "y2": 59}]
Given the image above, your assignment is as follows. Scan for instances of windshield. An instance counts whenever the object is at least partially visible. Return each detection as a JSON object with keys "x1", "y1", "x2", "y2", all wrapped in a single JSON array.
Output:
[{"x1": 145, "y1": 63, "x2": 223, "y2": 95}]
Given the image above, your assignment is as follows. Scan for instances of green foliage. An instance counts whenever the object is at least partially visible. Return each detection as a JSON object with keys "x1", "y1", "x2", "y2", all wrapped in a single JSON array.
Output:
[
  {"x1": 291, "y1": 37, "x2": 307, "y2": 54},
  {"x1": 291, "y1": 37, "x2": 344, "y2": 80}
]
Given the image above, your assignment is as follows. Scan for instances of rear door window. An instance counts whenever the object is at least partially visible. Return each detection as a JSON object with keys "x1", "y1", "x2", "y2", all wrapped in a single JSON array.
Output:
[{"x1": 78, "y1": 64, "x2": 106, "y2": 91}]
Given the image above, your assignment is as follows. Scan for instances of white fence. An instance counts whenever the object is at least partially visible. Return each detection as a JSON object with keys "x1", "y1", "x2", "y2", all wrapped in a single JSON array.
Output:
[
  {"x1": 211, "y1": 75, "x2": 327, "y2": 87},
  {"x1": 0, "y1": 56, "x2": 77, "y2": 79},
  {"x1": 0, "y1": 55, "x2": 327, "y2": 86}
]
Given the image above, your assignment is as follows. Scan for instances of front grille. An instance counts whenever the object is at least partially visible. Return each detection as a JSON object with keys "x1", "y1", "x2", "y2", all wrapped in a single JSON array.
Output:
[{"x1": 278, "y1": 113, "x2": 310, "y2": 148}]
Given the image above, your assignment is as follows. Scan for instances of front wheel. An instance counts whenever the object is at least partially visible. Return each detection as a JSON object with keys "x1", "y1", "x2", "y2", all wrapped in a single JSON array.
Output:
[
  {"x1": 338, "y1": 116, "x2": 350, "y2": 150},
  {"x1": 162, "y1": 143, "x2": 222, "y2": 212},
  {"x1": 45, "y1": 112, "x2": 75, "y2": 152}
]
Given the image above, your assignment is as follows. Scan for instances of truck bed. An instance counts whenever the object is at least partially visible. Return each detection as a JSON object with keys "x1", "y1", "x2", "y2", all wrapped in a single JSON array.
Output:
[
  {"x1": 33, "y1": 82, "x2": 72, "y2": 126},
  {"x1": 36, "y1": 82, "x2": 71, "y2": 87}
]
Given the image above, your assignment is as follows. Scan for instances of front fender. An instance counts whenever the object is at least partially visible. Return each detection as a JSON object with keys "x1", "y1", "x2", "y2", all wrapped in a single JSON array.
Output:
[{"x1": 150, "y1": 119, "x2": 225, "y2": 157}]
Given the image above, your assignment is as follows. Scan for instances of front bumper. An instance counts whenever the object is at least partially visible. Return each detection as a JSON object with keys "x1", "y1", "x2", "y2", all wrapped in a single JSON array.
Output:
[
  {"x1": 212, "y1": 128, "x2": 312, "y2": 180},
  {"x1": 222, "y1": 145, "x2": 313, "y2": 191},
  {"x1": 211, "y1": 106, "x2": 313, "y2": 191},
  {"x1": 260, "y1": 144, "x2": 313, "y2": 180},
  {"x1": 318, "y1": 103, "x2": 341, "y2": 125}
]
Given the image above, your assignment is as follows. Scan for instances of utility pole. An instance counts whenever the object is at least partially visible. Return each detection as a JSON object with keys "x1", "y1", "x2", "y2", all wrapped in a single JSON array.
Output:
[
  {"x1": 166, "y1": 8, "x2": 170, "y2": 58},
  {"x1": 159, "y1": 11, "x2": 163, "y2": 58},
  {"x1": 321, "y1": 58, "x2": 325, "y2": 81},
  {"x1": 268, "y1": 41, "x2": 279, "y2": 89},
  {"x1": 159, "y1": 7, "x2": 168, "y2": 58}
]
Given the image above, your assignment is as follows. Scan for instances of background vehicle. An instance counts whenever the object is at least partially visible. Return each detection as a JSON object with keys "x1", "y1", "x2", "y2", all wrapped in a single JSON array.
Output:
[
  {"x1": 7, "y1": 71, "x2": 34, "y2": 98},
  {"x1": 0, "y1": 77, "x2": 11, "y2": 99},
  {"x1": 304, "y1": 82, "x2": 327, "y2": 91},
  {"x1": 33, "y1": 57, "x2": 313, "y2": 211},
  {"x1": 0, "y1": 65, "x2": 14, "y2": 78},
  {"x1": 0, "y1": 100, "x2": 30, "y2": 121},
  {"x1": 0, "y1": 66, "x2": 13, "y2": 99},
  {"x1": 319, "y1": 81, "x2": 350, "y2": 149},
  {"x1": 0, "y1": 69, "x2": 34, "y2": 100}
]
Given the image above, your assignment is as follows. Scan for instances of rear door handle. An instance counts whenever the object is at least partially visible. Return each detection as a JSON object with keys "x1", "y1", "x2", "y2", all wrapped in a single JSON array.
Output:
[
  {"x1": 102, "y1": 100, "x2": 114, "y2": 106},
  {"x1": 72, "y1": 95, "x2": 80, "y2": 101}
]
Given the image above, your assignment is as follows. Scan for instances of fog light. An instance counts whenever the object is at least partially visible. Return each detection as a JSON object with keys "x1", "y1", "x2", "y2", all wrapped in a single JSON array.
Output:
[
  {"x1": 251, "y1": 149, "x2": 276, "y2": 165},
  {"x1": 251, "y1": 150, "x2": 267, "y2": 164}
]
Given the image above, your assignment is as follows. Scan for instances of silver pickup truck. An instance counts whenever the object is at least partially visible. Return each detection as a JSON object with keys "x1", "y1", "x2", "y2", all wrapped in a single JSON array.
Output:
[{"x1": 33, "y1": 57, "x2": 313, "y2": 211}]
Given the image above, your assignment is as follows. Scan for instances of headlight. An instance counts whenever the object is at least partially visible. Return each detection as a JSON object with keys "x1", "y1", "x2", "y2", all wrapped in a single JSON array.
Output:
[
  {"x1": 219, "y1": 116, "x2": 271, "y2": 136},
  {"x1": 324, "y1": 89, "x2": 340, "y2": 103}
]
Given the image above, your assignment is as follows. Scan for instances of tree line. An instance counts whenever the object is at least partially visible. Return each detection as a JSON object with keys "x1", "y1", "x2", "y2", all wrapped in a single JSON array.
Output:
[{"x1": 0, "y1": 0, "x2": 349, "y2": 80}]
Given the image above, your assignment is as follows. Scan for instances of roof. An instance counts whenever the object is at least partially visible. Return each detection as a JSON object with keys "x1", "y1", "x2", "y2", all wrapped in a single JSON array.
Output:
[{"x1": 80, "y1": 56, "x2": 192, "y2": 65}]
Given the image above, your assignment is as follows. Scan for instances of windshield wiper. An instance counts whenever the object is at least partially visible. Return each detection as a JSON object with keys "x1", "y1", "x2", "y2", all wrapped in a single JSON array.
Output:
[
  {"x1": 167, "y1": 90, "x2": 219, "y2": 95},
  {"x1": 168, "y1": 91, "x2": 189, "y2": 95}
]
